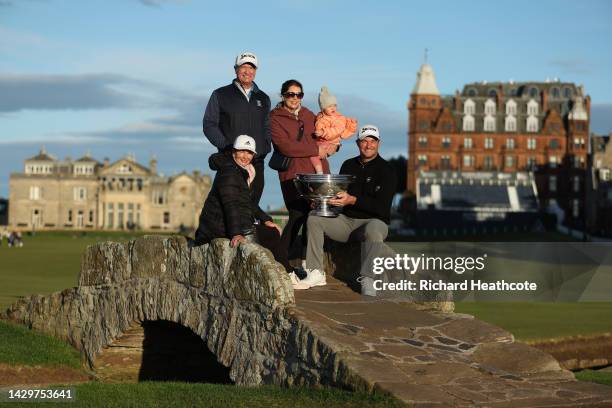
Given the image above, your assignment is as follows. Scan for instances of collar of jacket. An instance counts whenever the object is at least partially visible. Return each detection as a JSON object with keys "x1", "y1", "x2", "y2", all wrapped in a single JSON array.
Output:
[
  {"x1": 357, "y1": 154, "x2": 381, "y2": 167},
  {"x1": 233, "y1": 80, "x2": 259, "y2": 97}
]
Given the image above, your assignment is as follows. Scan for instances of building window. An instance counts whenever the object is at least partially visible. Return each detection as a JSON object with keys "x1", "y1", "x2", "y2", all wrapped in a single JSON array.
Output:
[
  {"x1": 463, "y1": 137, "x2": 473, "y2": 149},
  {"x1": 464, "y1": 99, "x2": 475, "y2": 115},
  {"x1": 549, "y1": 156, "x2": 559, "y2": 168},
  {"x1": 505, "y1": 99, "x2": 517, "y2": 116},
  {"x1": 527, "y1": 138, "x2": 537, "y2": 150},
  {"x1": 484, "y1": 99, "x2": 496, "y2": 115},
  {"x1": 505, "y1": 116, "x2": 517, "y2": 132},
  {"x1": 127, "y1": 203, "x2": 134, "y2": 226},
  {"x1": 484, "y1": 116, "x2": 496, "y2": 132},
  {"x1": 549, "y1": 139, "x2": 560, "y2": 150},
  {"x1": 527, "y1": 99, "x2": 539, "y2": 116},
  {"x1": 440, "y1": 156, "x2": 451, "y2": 169},
  {"x1": 163, "y1": 212, "x2": 170, "y2": 224},
  {"x1": 73, "y1": 187, "x2": 87, "y2": 201},
  {"x1": 564, "y1": 87, "x2": 572, "y2": 98},
  {"x1": 417, "y1": 155, "x2": 427, "y2": 166},
  {"x1": 526, "y1": 157, "x2": 537, "y2": 170},
  {"x1": 572, "y1": 199, "x2": 580, "y2": 218},
  {"x1": 118, "y1": 203, "x2": 124, "y2": 228},
  {"x1": 152, "y1": 190, "x2": 167, "y2": 205},
  {"x1": 600, "y1": 169, "x2": 611, "y2": 181},
  {"x1": 89, "y1": 210, "x2": 94, "y2": 223},
  {"x1": 419, "y1": 120, "x2": 429, "y2": 131},
  {"x1": 442, "y1": 137, "x2": 451, "y2": 148},
  {"x1": 529, "y1": 87, "x2": 539, "y2": 99},
  {"x1": 463, "y1": 155, "x2": 474, "y2": 167},
  {"x1": 527, "y1": 116, "x2": 538, "y2": 132},
  {"x1": 484, "y1": 138, "x2": 494, "y2": 149},
  {"x1": 467, "y1": 89, "x2": 477, "y2": 97},
  {"x1": 549, "y1": 175, "x2": 557, "y2": 192},
  {"x1": 506, "y1": 138, "x2": 515, "y2": 150},
  {"x1": 505, "y1": 156, "x2": 514, "y2": 168},
  {"x1": 551, "y1": 87, "x2": 560, "y2": 98},
  {"x1": 418, "y1": 136, "x2": 428, "y2": 146},
  {"x1": 463, "y1": 115, "x2": 475, "y2": 132},
  {"x1": 573, "y1": 176, "x2": 581, "y2": 193},
  {"x1": 29, "y1": 186, "x2": 41, "y2": 200},
  {"x1": 107, "y1": 203, "x2": 114, "y2": 228},
  {"x1": 574, "y1": 156, "x2": 585, "y2": 169},
  {"x1": 484, "y1": 156, "x2": 494, "y2": 170},
  {"x1": 68, "y1": 210, "x2": 73, "y2": 223}
]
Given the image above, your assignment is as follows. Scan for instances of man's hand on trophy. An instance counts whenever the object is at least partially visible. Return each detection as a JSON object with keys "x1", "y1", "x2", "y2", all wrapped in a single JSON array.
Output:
[{"x1": 329, "y1": 191, "x2": 356, "y2": 207}]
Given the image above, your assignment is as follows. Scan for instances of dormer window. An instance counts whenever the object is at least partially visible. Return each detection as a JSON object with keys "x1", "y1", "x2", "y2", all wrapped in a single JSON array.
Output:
[
  {"x1": 563, "y1": 87, "x2": 572, "y2": 98},
  {"x1": 464, "y1": 99, "x2": 475, "y2": 115},
  {"x1": 484, "y1": 99, "x2": 496, "y2": 115},
  {"x1": 527, "y1": 116, "x2": 539, "y2": 132},
  {"x1": 467, "y1": 88, "x2": 477, "y2": 97},
  {"x1": 505, "y1": 116, "x2": 517, "y2": 132},
  {"x1": 463, "y1": 115, "x2": 475, "y2": 132},
  {"x1": 529, "y1": 87, "x2": 539, "y2": 99},
  {"x1": 484, "y1": 115, "x2": 496, "y2": 132},
  {"x1": 488, "y1": 89, "x2": 497, "y2": 98},
  {"x1": 551, "y1": 87, "x2": 560, "y2": 98},
  {"x1": 527, "y1": 99, "x2": 539, "y2": 116},
  {"x1": 505, "y1": 99, "x2": 517, "y2": 115}
]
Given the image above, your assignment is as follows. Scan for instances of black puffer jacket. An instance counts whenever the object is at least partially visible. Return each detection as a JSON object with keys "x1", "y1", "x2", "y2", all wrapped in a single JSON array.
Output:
[{"x1": 195, "y1": 152, "x2": 271, "y2": 244}]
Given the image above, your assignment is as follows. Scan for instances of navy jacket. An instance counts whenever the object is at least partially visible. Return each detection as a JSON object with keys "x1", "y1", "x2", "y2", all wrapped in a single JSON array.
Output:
[{"x1": 203, "y1": 81, "x2": 271, "y2": 160}]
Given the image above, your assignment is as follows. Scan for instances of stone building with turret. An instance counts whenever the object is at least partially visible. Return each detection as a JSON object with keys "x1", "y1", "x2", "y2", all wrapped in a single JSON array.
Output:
[
  {"x1": 8, "y1": 149, "x2": 211, "y2": 231},
  {"x1": 407, "y1": 63, "x2": 589, "y2": 229}
]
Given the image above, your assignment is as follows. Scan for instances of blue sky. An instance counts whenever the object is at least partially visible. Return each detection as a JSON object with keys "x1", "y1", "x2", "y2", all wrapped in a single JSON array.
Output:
[{"x1": 1, "y1": 0, "x2": 611, "y2": 209}]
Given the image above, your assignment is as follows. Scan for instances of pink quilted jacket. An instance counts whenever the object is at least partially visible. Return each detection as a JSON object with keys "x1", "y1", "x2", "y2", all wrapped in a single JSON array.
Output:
[{"x1": 315, "y1": 112, "x2": 358, "y2": 144}]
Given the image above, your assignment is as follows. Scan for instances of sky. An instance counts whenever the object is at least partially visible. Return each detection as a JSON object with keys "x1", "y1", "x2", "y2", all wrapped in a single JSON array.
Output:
[{"x1": 1, "y1": 0, "x2": 611, "y2": 209}]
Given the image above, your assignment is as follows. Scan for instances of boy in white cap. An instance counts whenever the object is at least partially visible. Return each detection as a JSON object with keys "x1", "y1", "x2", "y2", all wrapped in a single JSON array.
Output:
[{"x1": 309, "y1": 86, "x2": 358, "y2": 174}]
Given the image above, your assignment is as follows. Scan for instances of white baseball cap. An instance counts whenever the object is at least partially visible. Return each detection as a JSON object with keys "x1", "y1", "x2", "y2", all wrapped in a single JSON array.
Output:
[
  {"x1": 233, "y1": 135, "x2": 257, "y2": 154},
  {"x1": 234, "y1": 52, "x2": 258, "y2": 69},
  {"x1": 358, "y1": 125, "x2": 380, "y2": 141}
]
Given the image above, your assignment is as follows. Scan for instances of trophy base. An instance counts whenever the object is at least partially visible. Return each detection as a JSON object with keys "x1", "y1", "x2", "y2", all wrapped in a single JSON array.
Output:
[{"x1": 310, "y1": 200, "x2": 342, "y2": 217}]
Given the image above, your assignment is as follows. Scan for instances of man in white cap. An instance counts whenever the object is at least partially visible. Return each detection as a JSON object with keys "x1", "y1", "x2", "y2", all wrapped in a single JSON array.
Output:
[
  {"x1": 295, "y1": 125, "x2": 397, "y2": 295},
  {"x1": 202, "y1": 51, "x2": 271, "y2": 204}
]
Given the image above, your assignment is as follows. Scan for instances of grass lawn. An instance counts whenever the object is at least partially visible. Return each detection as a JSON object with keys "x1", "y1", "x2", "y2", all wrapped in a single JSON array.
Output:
[
  {"x1": 454, "y1": 302, "x2": 612, "y2": 342},
  {"x1": 575, "y1": 370, "x2": 612, "y2": 387},
  {"x1": 0, "y1": 320, "x2": 81, "y2": 368},
  {"x1": 1, "y1": 382, "x2": 402, "y2": 408},
  {"x1": 0, "y1": 231, "x2": 155, "y2": 309}
]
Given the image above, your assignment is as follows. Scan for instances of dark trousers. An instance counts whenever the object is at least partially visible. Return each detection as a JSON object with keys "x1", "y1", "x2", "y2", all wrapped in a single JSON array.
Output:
[
  {"x1": 280, "y1": 179, "x2": 311, "y2": 260},
  {"x1": 255, "y1": 224, "x2": 292, "y2": 273},
  {"x1": 250, "y1": 160, "x2": 265, "y2": 205}
]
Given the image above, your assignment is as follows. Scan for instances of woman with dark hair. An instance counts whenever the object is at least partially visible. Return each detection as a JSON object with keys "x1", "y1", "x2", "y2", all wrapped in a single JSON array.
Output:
[
  {"x1": 195, "y1": 135, "x2": 304, "y2": 282},
  {"x1": 270, "y1": 80, "x2": 336, "y2": 264}
]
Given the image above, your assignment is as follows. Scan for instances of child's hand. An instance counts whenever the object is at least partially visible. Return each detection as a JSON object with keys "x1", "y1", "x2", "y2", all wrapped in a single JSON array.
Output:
[{"x1": 313, "y1": 129, "x2": 324, "y2": 138}]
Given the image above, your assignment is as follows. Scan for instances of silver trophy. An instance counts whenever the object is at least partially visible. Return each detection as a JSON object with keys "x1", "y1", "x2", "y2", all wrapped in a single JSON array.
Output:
[{"x1": 294, "y1": 174, "x2": 355, "y2": 217}]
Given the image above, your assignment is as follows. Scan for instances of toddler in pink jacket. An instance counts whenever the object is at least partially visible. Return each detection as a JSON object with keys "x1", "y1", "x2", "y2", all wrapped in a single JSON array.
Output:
[{"x1": 310, "y1": 86, "x2": 358, "y2": 174}]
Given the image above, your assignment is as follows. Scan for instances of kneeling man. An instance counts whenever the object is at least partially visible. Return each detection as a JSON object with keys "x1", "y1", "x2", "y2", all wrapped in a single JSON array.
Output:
[{"x1": 295, "y1": 125, "x2": 396, "y2": 295}]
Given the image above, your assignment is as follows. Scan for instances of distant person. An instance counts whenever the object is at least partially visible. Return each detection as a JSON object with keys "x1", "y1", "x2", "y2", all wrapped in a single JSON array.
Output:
[
  {"x1": 202, "y1": 52, "x2": 271, "y2": 204},
  {"x1": 194, "y1": 135, "x2": 305, "y2": 282},
  {"x1": 310, "y1": 86, "x2": 357, "y2": 174},
  {"x1": 270, "y1": 79, "x2": 336, "y2": 262},
  {"x1": 295, "y1": 125, "x2": 396, "y2": 295}
]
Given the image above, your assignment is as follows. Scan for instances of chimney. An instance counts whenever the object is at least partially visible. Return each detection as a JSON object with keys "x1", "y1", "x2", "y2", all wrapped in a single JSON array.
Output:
[
  {"x1": 454, "y1": 90, "x2": 462, "y2": 112},
  {"x1": 149, "y1": 156, "x2": 158, "y2": 175},
  {"x1": 542, "y1": 89, "x2": 548, "y2": 113},
  {"x1": 497, "y1": 84, "x2": 504, "y2": 107}
]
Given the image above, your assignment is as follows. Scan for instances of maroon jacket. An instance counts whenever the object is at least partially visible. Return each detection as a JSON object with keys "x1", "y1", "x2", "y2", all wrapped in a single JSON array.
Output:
[{"x1": 270, "y1": 105, "x2": 330, "y2": 182}]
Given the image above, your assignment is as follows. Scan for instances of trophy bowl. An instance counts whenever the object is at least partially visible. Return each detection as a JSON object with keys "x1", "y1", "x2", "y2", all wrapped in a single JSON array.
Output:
[{"x1": 294, "y1": 173, "x2": 355, "y2": 217}]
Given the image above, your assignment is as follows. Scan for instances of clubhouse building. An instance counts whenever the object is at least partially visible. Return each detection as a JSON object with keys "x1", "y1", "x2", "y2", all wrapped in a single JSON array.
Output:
[{"x1": 8, "y1": 150, "x2": 211, "y2": 231}]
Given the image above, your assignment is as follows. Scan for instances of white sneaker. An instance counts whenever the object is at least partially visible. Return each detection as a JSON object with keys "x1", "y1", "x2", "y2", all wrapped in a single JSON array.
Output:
[
  {"x1": 300, "y1": 269, "x2": 326, "y2": 288},
  {"x1": 288, "y1": 272, "x2": 300, "y2": 285}
]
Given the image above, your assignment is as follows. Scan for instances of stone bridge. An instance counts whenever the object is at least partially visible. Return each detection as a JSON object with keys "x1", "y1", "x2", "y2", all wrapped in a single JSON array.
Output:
[{"x1": 3, "y1": 236, "x2": 612, "y2": 407}]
